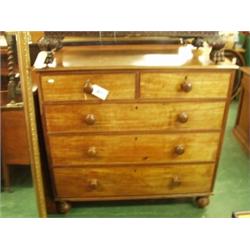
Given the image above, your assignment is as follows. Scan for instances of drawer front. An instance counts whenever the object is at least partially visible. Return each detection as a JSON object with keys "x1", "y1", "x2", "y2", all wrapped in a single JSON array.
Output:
[
  {"x1": 140, "y1": 72, "x2": 231, "y2": 99},
  {"x1": 41, "y1": 73, "x2": 136, "y2": 101},
  {"x1": 44, "y1": 102, "x2": 225, "y2": 132},
  {"x1": 49, "y1": 133, "x2": 220, "y2": 165},
  {"x1": 53, "y1": 164, "x2": 214, "y2": 198}
]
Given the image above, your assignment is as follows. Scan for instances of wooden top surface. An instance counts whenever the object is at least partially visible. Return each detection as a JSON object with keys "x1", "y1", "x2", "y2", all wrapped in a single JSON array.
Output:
[
  {"x1": 241, "y1": 67, "x2": 250, "y2": 75},
  {"x1": 35, "y1": 45, "x2": 238, "y2": 72}
]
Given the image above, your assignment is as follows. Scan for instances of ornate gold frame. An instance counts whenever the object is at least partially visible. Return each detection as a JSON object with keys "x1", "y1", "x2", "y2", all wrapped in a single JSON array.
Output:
[{"x1": 16, "y1": 32, "x2": 47, "y2": 217}]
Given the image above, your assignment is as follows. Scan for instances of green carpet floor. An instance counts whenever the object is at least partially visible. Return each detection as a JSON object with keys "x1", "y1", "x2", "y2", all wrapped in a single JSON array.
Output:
[{"x1": 1, "y1": 101, "x2": 249, "y2": 218}]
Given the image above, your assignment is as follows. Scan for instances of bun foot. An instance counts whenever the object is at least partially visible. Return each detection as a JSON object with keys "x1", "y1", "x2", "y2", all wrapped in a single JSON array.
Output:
[
  {"x1": 57, "y1": 201, "x2": 71, "y2": 214},
  {"x1": 195, "y1": 196, "x2": 209, "y2": 208}
]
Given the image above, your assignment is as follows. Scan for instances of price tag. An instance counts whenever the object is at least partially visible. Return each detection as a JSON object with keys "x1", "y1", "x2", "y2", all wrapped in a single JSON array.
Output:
[
  {"x1": 33, "y1": 51, "x2": 48, "y2": 69},
  {"x1": 33, "y1": 51, "x2": 56, "y2": 69},
  {"x1": 91, "y1": 84, "x2": 109, "y2": 100}
]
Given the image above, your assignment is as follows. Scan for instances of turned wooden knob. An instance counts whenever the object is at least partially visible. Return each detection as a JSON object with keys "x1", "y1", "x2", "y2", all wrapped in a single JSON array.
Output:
[
  {"x1": 177, "y1": 112, "x2": 188, "y2": 123},
  {"x1": 181, "y1": 81, "x2": 192, "y2": 92},
  {"x1": 85, "y1": 114, "x2": 96, "y2": 125},
  {"x1": 175, "y1": 145, "x2": 185, "y2": 155},
  {"x1": 87, "y1": 146, "x2": 97, "y2": 157},
  {"x1": 89, "y1": 179, "x2": 98, "y2": 189},
  {"x1": 83, "y1": 80, "x2": 93, "y2": 94},
  {"x1": 171, "y1": 176, "x2": 181, "y2": 187}
]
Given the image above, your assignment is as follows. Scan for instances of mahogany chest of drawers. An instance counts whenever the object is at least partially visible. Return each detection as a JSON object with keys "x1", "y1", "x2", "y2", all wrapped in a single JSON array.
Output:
[{"x1": 35, "y1": 46, "x2": 236, "y2": 213}]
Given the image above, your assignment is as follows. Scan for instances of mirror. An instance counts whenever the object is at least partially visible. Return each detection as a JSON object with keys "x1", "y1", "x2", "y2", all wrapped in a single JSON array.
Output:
[{"x1": 0, "y1": 32, "x2": 46, "y2": 218}]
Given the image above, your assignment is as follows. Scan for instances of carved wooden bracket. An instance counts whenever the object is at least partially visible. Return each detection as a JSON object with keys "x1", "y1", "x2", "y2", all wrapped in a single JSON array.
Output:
[
  {"x1": 37, "y1": 32, "x2": 223, "y2": 65},
  {"x1": 39, "y1": 31, "x2": 220, "y2": 48},
  {"x1": 208, "y1": 38, "x2": 226, "y2": 64}
]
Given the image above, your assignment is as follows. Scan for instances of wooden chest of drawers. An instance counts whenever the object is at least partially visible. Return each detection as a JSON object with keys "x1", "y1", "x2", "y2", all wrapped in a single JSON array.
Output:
[{"x1": 35, "y1": 47, "x2": 236, "y2": 213}]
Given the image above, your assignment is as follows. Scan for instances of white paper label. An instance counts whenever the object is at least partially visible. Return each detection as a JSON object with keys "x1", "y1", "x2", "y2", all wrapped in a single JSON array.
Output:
[
  {"x1": 33, "y1": 51, "x2": 56, "y2": 69},
  {"x1": 33, "y1": 51, "x2": 48, "y2": 69},
  {"x1": 91, "y1": 84, "x2": 109, "y2": 100}
]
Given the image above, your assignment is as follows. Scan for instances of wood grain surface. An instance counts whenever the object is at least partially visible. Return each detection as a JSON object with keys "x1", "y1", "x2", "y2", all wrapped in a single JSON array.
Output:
[
  {"x1": 1, "y1": 109, "x2": 30, "y2": 165},
  {"x1": 44, "y1": 102, "x2": 225, "y2": 133},
  {"x1": 140, "y1": 72, "x2": 231, "y2": 98},
  {"x1": 41, "y1": 73, "x2": 136, "y2": 101},
  {"x1": 48, "y1": 132, "x2": 220, "y2": 165},
  {"x1": 53, "y1": 164, "x2": 214, "y2": 198}
]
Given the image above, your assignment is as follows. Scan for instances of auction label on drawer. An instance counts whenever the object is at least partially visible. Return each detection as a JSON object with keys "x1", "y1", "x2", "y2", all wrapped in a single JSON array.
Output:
[{"x1": 92, "y1": 84, "x2": 109, "y2": 100}]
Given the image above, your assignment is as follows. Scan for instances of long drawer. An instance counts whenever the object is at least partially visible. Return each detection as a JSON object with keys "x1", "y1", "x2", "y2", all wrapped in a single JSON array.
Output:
[
  {"x1": 140, "y1": 72, "x2": 231, "y2": 99},
  {"x1": 44, "y1": 102, "x2": 225, "y2": 133},
  {"x1": 53, "y1": 164, "x2": 214, "y2": 199},
  {"x1": 41, "y1": 73, "x2": 136, "y2": 101},
  {"x1": 48, "y1": 132, "x2": 220, "y2": 165}
]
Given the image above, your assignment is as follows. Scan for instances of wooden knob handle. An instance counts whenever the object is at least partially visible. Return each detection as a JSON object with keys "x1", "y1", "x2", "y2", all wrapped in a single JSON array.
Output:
[
  {"x1": 85, "y1": 114, "x2": 96, "y2": 125},
  {"x1": 87, "y1": 146, "x2": 97, "y2": 157},
  {"x1": 170, "y1": 176, "x2": 181, "y2": 187},
  {"x1": 89, "y1": 179, "x2": 98, "y2": 189},
  {"x1": 177, "y1": 112, "x2": 188, "y2": 123},
  {"x1": 175, "y1": 145, "x2": 185, "y2": 155},
  {"x1": 83, "y1": 80, "x2": 93, "y2": 94},
  {"x1": 181, "y1": 81, "x2": 192, "y2": 92}
]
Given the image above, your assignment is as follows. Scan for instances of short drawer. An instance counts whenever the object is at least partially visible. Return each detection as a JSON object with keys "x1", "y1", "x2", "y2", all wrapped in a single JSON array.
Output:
[
  {"x1": 140, "y1": 72, "x2": 231, "y2": 99},
  {"x1": 53, "y1": 164, "x2": 214, "y2": 199},
  {"x1": 44, "y1": 102, "x2": 225, "y2": 132},
  {"x1": 48, "y1": 132, "x2": 220, "y2": 166},
  {"x1": 41, "y1": 73, "x2": 136, "y2": 101}
]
